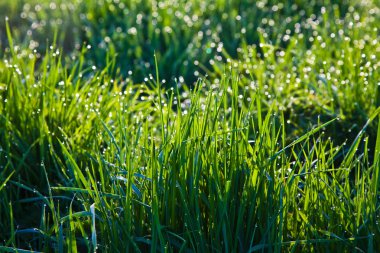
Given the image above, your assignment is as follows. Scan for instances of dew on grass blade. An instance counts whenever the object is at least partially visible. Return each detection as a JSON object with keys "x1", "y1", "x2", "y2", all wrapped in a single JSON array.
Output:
[{"x1": 90, "y1": 203, "x2": 97, "y2": 252}]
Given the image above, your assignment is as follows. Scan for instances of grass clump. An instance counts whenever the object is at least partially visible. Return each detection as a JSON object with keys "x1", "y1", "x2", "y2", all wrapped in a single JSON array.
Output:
[{"x1": 0, "y1": 0, "x2": 380, "y2": 252}]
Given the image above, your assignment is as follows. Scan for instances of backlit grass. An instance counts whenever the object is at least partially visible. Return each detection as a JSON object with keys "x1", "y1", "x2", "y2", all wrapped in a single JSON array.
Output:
[{"x1": 0, "y1": 0, "x2": 379, "y2": 252}]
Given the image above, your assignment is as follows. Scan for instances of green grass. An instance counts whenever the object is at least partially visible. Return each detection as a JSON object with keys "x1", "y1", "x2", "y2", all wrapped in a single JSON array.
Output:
[{"x1": 0, "y1": 0, "x2": 380, "y2": 252}]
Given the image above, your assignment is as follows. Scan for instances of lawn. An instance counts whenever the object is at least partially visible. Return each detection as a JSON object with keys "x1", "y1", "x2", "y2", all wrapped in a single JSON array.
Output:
[{"x1": 0, "y1": 0, "x2": 379, "y2": 252}]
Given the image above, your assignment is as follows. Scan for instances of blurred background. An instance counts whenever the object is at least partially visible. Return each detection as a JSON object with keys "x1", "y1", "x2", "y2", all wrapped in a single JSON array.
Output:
[{"x1": 0, "y1": 0, "x2": 358, "y2": 84}]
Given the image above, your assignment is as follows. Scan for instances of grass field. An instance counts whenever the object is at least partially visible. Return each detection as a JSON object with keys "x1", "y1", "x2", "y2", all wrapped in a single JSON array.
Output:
[{"x1": 0, "y1": 0, "x2": 380, "y2": 252}]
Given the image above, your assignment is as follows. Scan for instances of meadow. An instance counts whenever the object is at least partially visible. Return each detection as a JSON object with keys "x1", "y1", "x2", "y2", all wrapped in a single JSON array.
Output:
[{"x1": 0, "y1": 0, "x2": 379, "y2": 252}]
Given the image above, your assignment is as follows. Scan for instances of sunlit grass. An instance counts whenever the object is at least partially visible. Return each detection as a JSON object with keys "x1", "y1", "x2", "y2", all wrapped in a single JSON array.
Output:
[{"x1": 0, "y1": 0, "x2": 379, "y2": 252}]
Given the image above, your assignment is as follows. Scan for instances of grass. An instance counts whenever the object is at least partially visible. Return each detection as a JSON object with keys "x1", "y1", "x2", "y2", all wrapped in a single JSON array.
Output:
[{"x1": 0, "y1": 0, "x2": 380, "y2": 252}]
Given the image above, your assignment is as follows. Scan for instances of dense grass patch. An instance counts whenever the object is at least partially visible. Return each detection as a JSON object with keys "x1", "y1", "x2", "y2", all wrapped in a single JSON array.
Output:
[
  {"x1": 0, "y1": 0, "x2": 368, "y2": 82},
  {"x1": 0, "y1": 0, "x2": 380, "y2": 252}
]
